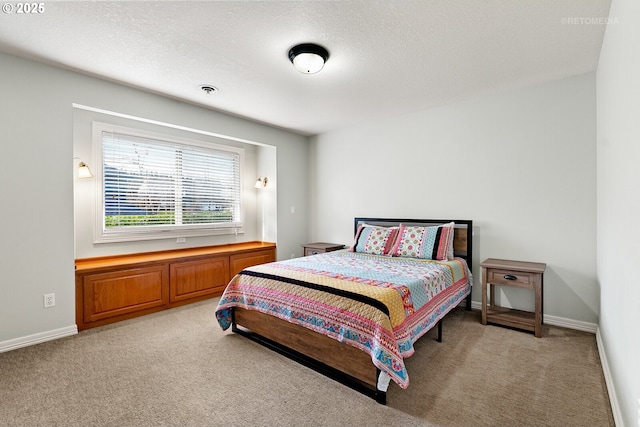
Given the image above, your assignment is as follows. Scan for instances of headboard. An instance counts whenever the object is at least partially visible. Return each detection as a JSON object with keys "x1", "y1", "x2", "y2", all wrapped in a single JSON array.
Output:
[{"x1": 354, "y1": 218, "x2": 473, "y2": 269}]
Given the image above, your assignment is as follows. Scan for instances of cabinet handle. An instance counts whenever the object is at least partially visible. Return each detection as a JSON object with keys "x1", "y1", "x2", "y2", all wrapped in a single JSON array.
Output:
[{"x1": 503, "y1": 274, "x2": 518, "y2": 280}]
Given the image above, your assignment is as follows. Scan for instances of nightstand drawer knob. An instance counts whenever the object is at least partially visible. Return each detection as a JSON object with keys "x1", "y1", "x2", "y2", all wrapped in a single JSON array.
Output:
[{"x1": 503, "y1": 274, "x2": 518, "y2": 280}]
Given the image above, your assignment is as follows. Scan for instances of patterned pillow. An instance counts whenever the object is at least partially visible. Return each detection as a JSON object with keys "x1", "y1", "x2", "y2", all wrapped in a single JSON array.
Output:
[
  {"x1": 391, "y1": 222, "x2": 455, "y2": 261},
  {"x1": 349, "y1": 225, "x2": 399, "y2": 256}
]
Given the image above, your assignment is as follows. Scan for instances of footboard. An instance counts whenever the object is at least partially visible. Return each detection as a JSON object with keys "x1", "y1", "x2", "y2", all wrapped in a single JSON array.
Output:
[{"x1": 232, "y1": 307, "x2": 386, "y2": 403}]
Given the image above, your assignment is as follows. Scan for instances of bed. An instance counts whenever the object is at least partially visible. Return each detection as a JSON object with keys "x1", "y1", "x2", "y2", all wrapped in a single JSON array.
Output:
[{"x1": 215, "y1": 218, "x2": 473, "y2": 404}]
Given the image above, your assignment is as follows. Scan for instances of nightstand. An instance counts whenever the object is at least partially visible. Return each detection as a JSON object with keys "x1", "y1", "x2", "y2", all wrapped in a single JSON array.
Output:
[
  {"x1": 301, "y1": 242, "x2": 345, "y2": 257},
  {"x1": 481, "y1": 258, "x2": 546, "y2": 338}
]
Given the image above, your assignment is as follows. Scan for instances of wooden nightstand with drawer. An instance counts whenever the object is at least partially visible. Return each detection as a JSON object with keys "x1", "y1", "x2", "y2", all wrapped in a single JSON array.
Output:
[
  {"x1": 301, "y1": 242, "x2": 345, "y2": 257},
  {"x1": 481, "y1": 258, "x2": 546, "y2": 337}
]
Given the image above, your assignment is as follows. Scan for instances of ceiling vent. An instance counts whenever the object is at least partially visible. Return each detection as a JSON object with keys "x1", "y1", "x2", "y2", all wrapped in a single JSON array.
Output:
[{"x1": 200, "y1": 85, "x2": 218, "y2": 95}]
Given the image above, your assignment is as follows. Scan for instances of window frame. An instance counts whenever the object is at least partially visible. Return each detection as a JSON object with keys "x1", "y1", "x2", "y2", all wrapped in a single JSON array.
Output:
[{"x1": 92, "y1": 122, "x2": 245, "y2": 243}]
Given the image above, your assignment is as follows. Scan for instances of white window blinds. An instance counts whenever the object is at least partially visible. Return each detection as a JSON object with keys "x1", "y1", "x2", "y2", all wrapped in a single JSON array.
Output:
[{"x1": 100, "y1": 129, "x2": 242, "y2": 239}]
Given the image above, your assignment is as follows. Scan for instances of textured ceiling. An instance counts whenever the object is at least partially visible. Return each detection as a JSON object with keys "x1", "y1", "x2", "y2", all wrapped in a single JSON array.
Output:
[{"x1": 0, "y1": 0, "x2": 612, "y2": 136}]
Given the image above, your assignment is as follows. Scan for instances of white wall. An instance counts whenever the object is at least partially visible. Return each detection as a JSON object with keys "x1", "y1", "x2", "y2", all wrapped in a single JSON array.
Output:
[
  {"x1": 0, "y1": 52, "x2": 308, "y2": 346},
  {"x1": 310, "y1": 72, "x2": 598, "y2": 324},
  {"x1": 597, "y1": 0, "x2": 640, "y2": 425}
]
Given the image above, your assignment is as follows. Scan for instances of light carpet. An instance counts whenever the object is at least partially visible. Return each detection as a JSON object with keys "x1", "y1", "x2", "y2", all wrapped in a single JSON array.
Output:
[{"x1": 0, "y1": 299, "x2": 614, "y2": 427}]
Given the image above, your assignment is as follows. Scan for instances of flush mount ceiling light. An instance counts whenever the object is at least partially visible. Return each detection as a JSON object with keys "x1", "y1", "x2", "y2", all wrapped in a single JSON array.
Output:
[{"x1": 288, "y1": 43, "x2": 329, "y2": 74}]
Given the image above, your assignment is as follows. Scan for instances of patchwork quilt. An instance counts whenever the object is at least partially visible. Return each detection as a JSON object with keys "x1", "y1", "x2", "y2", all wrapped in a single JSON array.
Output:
[{"x1": 215, "y1": 250, "x2": 471, "y2": 389}]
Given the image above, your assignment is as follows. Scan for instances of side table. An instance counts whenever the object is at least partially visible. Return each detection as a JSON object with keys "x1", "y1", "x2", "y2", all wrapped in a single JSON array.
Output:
[
  {"x1": 481, "y1": 258, "x2": 546, "y2": 337},
  {"x1": 301, "y1": 242, "x2": 345, "y2": 257}
]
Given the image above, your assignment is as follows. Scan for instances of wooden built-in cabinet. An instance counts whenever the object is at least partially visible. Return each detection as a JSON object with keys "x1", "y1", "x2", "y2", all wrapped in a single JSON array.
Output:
[{"x1": 75, "y1": 241, "x2": 276, "y2": 330}]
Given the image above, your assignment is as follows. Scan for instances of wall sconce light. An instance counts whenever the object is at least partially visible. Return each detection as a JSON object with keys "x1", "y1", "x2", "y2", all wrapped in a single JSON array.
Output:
[
  {"x1": 255, "y1": 177, "x2": 268, "y2": 189},
  {"x1": 288, "y1": 43, "x2": 329, "y2": 74},
  {"x1": 77, "y1": 161, "x2": 93, "y2": 179}
]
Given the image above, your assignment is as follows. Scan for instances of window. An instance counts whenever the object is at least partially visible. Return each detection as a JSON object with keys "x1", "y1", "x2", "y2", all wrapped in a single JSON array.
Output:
[{"x1": 93, "y1": 123, "x2": 243, "y2": 242}]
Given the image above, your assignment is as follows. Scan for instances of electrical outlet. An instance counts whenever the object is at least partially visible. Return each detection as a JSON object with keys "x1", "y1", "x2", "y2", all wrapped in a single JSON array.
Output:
[
  {"x1": 44, "y1": 293, "x2": 55, "y2": 308},
  {"x1": 176, "y1": 237, "x2": 186, "y2": 243}
]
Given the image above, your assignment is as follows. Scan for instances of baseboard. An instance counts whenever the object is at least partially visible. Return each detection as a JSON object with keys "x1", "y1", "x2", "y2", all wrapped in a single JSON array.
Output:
[
  {"x1": 543, "y1": 314, "x2": 597, "y2": 333},
  {"x1": 470, "y1": 301, "x2": 598, "y2": 333},
  {"x1": 0, "y1": 325, "x2": 78, "y2": 353},
  {"x1": 596, "y1": 327, "x2": 624, "y2": 427}
]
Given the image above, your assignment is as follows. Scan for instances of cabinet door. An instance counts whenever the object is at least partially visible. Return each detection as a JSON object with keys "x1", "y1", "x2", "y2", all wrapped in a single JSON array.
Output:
[
  {"x1": 82, "y1": 265, "x2": 169, "y2": 323},
  {"x1": 170, "y1": 256, "x2": 229, "y2": 303},
  {"x1": 229, "y1": 248, "x2": 276, "y2": 277}
]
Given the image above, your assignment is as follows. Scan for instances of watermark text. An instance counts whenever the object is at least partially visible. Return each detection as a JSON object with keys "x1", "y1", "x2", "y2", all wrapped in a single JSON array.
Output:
[
  {"x1": 562, "y1": 17, "x2": 619, "y2": 25},
  {"x1": 2, "y1": 3, "x2": 45, "y2": 14}
]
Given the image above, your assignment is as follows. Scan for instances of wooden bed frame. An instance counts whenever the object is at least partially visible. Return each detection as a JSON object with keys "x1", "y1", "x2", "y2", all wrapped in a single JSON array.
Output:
[{"x1": 231, "y1": 218, "x2": 473, "y2": 404}]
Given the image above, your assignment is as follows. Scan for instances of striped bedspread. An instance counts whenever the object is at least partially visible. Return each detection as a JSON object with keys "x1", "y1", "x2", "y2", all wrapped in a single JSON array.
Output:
[{"x1": 215, "y1": 250, "x2": 471, "y2": 389}]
